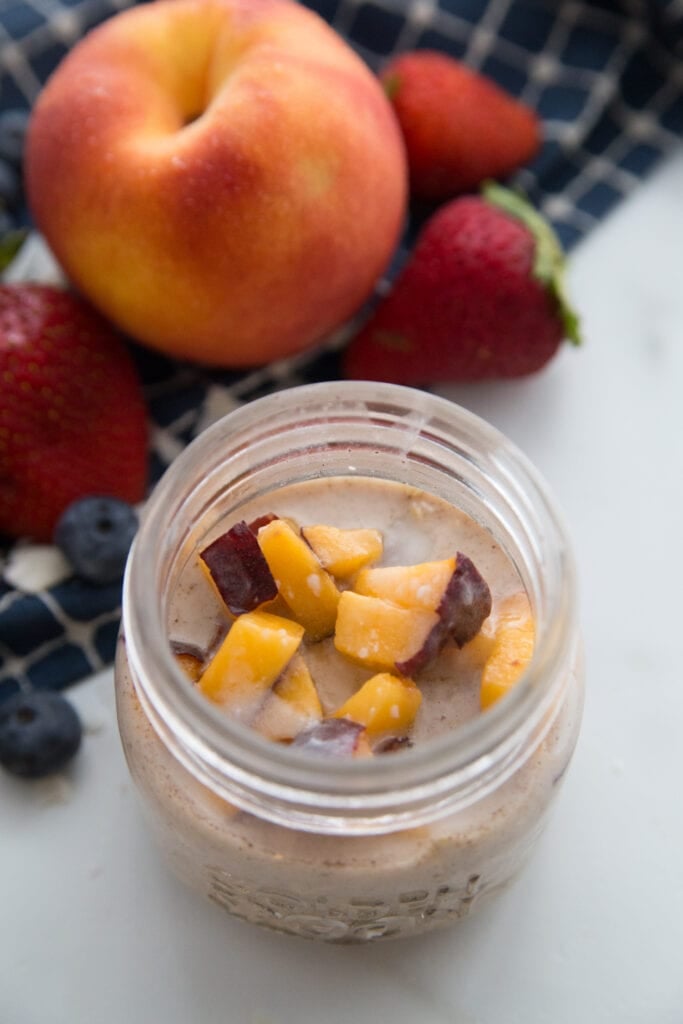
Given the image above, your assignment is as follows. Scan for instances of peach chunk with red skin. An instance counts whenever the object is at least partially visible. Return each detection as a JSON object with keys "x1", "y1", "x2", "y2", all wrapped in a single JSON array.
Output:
[
  {"x1": 357, "y1": 553, "x2": 491, "y2": 644},
  {"x1": 197, "y1": 610, "x2": 304, "y2": 718},
  {"x1": 354, "y1": 557, "x2": 457, "y2": 609},
  {"x1": 480, "y1": 594, "x2": 535, "y2": 710},
  {"x1": 344, "y1": 553, "x2": 491, "y2": 674},
  {"x1": 257, "y1": 518, "x2": 341, "y2": 638},
  {"x1": 301, "y1": 524, "x2": 383, "y2": 579},
  {"x1": 334, "y1": 590, "x2": 440, "y2": 673},
  {"x1": 200, "y1": 520, "x2": 277, "y2": 616}
]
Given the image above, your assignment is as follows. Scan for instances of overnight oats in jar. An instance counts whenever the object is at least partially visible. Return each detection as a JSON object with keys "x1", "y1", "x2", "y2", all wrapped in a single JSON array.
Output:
[{"x1": 115, "y1": 381, "x2": 584, "y2": 942}]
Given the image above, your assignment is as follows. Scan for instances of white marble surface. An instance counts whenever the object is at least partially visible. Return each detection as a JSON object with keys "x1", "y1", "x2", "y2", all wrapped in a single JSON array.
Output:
[{"x1": 2, "y1": 147, "x2": 683, "y2": 1024}]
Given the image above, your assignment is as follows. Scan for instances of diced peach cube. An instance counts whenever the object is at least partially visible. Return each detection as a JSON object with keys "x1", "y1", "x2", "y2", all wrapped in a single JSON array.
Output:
[
  {"x1": 301, "y1": 524, "x2": 383, "y2": 579},
  {"x1": 334, "y1": 590, "x2": 439, "y2": 672},
  {"x1": 257, "y1": 518, "x2": 341, "y2": 638},
  {"x1": 253, "y1": 653, "x2": 323, "y2": 741},
  {"x1": 354, "y1": 558, "x2": 457, "y2": 610},
  {"x1": 480, "y1": 594, "x2": 535, "y2": 710},
  {"x1": 198, "y1": 610, "x2": 304, "y2": 714},
  {"x1": 273, "y1": 653, "x2": 323, "y2": 715},
  {"x1": 333, "y1": 672, "x2": 421, "y2": 737},
  {"x1": 354, "y1": 553, "x2": 491, "y2": 653}
]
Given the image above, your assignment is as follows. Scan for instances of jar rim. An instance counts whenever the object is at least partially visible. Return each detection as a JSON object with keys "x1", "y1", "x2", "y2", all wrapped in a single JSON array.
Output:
[{"x1": 122, "y1": 381, "x2": 578, "y2": 831}]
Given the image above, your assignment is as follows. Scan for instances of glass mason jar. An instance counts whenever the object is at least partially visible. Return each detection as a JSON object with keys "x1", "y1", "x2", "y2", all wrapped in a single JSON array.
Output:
[{"x1": 116, "y1": 381, "x2": 584, "y2": 943}]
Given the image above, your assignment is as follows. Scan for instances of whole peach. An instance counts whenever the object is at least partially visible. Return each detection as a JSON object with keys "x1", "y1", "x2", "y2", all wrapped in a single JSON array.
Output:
[{"x1": 25, "y1": 0, "x2": 406, "y2": 366}]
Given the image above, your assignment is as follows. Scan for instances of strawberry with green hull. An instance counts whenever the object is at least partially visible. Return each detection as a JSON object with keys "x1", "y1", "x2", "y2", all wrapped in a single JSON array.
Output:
[
  {"x1": 382, "y1": 50, "x2": 541, "y2": 201},
  {"x1": 343, "y1": 184, "x2": 581, "y2": 385},
  {"x1": 0, "y1": 284, "x2": 148, "y2": 541}
]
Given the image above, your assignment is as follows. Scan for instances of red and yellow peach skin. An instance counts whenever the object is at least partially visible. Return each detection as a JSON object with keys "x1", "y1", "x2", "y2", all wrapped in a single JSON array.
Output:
[{"x1": 26, "y1": 0, "x2": 407, "y2": 366}]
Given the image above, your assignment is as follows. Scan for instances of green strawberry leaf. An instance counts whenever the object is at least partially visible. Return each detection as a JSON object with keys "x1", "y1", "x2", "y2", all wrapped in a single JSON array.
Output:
[
  {"x1": 482, "y1": 182, "x2": 582, "y2": 346},
  {"x1": 0, "y1": 228, "x2": 28, "y2": 274}
]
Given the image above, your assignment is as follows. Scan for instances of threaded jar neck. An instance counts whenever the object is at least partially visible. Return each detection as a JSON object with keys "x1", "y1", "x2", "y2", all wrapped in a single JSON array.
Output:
[{"x1": 122, "y1": 382, "x2": 578, "y2": 835}]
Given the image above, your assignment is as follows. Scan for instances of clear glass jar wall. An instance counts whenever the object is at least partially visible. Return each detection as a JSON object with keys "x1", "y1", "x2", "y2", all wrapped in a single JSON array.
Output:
[{"x1": 116, "y1": 382, "x2": 584, "y2": 942}]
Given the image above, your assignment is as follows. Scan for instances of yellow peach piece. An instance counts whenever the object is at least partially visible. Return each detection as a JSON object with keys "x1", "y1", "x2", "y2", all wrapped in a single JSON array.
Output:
[
  {"x1": 461, "y1": 627, "x2": 496, "y2": 666},
  {"x1": 334, "y1": 672, "x2": 422, "y2": 737},
  {"x1": 198, "y1": 610, "x2": 304, "y2": 713},
  {"x1": 301, "y1": 524, "x2": 383, "y2": 579},
  {"x1": 257, "y1": 518, "x2": 341, "y2": 638},
  {"x1": 354, "y1": 557, "x2": 457, "y2": 611},
  {"x1": 258, "y1": 593, "x2": 297, "y2": 620},
  {"x1": 480, "y1": 595, "x2": 535, "y2": 710},
  {"x1": 254, "y1": 654, "x2": 323, "y2": 742},
  {"x1": 273, "y1": 654, "x2": 323, "y2": 716},
  {"x1": 334, "y1": 590, "x2": 439, "y2": 671}
]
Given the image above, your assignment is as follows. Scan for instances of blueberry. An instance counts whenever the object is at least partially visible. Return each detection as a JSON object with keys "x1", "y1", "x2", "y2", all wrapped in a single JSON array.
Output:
[
  {"x1": 0, "y1": 691, "x2": 82, "y2": 778},
  {"x1": 54, "y1": 496, "x2": 139, "y2": 585},
  {"x1": 0, "y1": 109, "x2": 30, "y2": 166}
]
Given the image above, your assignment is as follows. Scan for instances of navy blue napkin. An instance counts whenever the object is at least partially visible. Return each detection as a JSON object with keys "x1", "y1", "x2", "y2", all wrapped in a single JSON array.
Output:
[{"x1": 1, "y1": 0, "x2": 682, "y2": 701}]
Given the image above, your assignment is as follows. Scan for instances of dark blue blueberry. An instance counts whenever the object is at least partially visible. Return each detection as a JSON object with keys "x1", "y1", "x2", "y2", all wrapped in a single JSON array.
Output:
[
  {"x1": 0, "y1": 690, "x2": 82, "y2": 778},
  {"x1": 0, "y1": 109, "x2": 31, "y2": 166},
  {"x1": 0, "y1": 158, "x2": 21, "y2": 208},
  {"x1": 54, "y1": 496, "x2": 139, "y2": 585}
]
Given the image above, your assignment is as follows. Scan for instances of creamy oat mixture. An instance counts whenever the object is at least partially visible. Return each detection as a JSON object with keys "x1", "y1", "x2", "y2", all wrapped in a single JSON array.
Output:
[{"x1": 166, "y1": 476, "x2": 529, "y2": 743}]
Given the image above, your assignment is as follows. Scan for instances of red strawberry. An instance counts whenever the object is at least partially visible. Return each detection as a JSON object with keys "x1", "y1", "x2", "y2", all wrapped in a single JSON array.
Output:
[
  {"x1": 0, "y1": 284, "x2": 149, "y2": 541},
  {"x1": 343, "y1": 184, "x2": 581, "y2": 384},
  {"x1": 382, "y1": 50, "x2": 541, "y2": 200}
]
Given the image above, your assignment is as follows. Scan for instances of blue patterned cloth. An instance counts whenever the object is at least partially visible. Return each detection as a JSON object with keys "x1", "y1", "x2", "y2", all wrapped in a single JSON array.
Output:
[{"x1": 1, "y1": 0, "x2": 682, "y2": 701}]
